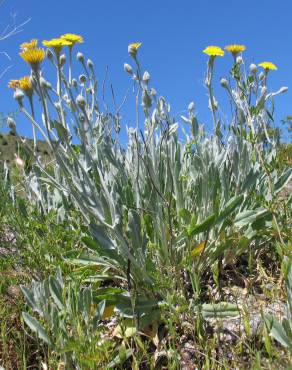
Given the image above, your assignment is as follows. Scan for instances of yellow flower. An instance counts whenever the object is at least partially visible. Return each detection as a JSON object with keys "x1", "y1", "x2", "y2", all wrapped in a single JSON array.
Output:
[
  {"x1": 19, "y1": 76, "x2": 33, "y2": 96},
  {"x1": 8, "y1": 79, "x2": 20, "y2": 89},
  {"x1": 42, "y1": 38, "x2": 72, "y2": 53},
  {"x1": 203, "y1": 46, "x2": 224, "y2": 57},
  {"x1": 19, "y1": 48, "x2": 46, "y2": 68},
  {"x1": 60, "y1": 33, "x2": 83, "y2": 45},
  {"x1": 20, "y1": 39, "x2": 38, "y2": 51},
  {"x1": 258, "y1": 62, "x2": 277, "y2": 71},
  {"x1": 225, "y1": 44, "x2": 246, "y2": 55},
  {"x1": 128, "y1": 42, "x2": 142, "y2": 56}
]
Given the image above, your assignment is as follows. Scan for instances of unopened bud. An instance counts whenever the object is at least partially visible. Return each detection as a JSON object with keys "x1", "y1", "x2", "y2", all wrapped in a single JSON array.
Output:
[
  {"x1": 249, "y1": 63, "x2": 257, "y2": 74},
  {"x1": 7, "y1": 117, "x2": 16, "y2": 130},
  {"x1": 76, "y1": 94, "x2": 86, "y2": 108},
  {"x1": 279, "y1": 86, "x2": 288, "y2": 94},
  {"x1": 259, "y1": 72, "x2": 265, "y2": 81},
  {"x1": 150, "y1": 88, "x2": 157, "y2": 96},
  {"x1": 220, "y1": 78, "x2": 229, "y2": 88},
  {"x1": 14, "y1": 155, "x2": 25, "y2": 169},
  {"x1": 13, "y1": 89, "x2": 24, "y2": 106},
  {"x1": 142, "y1": 71, "x2": 150, "y2": 82},
  {"x1": 87, "y1": 59, "x2": 94, "y2": 68},
  {"x1": 188, "y1": 102, "x2": 195, "y2": 111},
  {"x1": 142, "y1": 90, "x2": 152, "y2": 108},
  {"x1": 72, "y1": 78, "x2": 78, "y2": 88},
  {"x1": 79, "y1": 74, "x2": 87, "y2": 84},
  {"x1": 60, "y1": 54, "x2": 66, "y2": 67},
  {"x1": 77, "y1": 52, "x2": 84, "y2": 63},
  {"x1": 236, "y1": 56, "x2": 243, "y2": 65},
  {"x1": 124, "y1": 63, "x2": 133, "y2": 75}
]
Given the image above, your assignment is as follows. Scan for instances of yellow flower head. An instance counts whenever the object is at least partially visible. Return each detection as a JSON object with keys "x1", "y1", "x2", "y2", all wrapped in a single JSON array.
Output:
[
  {"x1": 258, "y1": 61, "x2": 277, "y2": 71},
  {"x1": 19, "y1": 48, "x2": 46, "y2": 68},
  {"x1": 19, "y1": 76, "x2": 33, "y2": 96},
  {"x1": 42, "y1": 38, "x2": 72, "y2": 53},
  {"x1": 128, "y1": 42, "x2": 142, "y2": 56},
  {"x1": 203, "y1": 46, "x2": 224, "y2": 57},
  {"x1": 8, "y1": 79, "x2": 20, "y2": 89},
  {"x1": 60, "y1": 33, "x2": 83, "y2": 45},
  {"x1": 225, "y1": 44, "x2": 246, "y2": 55},
  {"x1": 20, "y1": 39, "x2": 38, "y2": 51}
]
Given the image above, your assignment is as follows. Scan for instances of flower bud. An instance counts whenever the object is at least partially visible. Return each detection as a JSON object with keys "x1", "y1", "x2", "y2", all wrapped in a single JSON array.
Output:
[
  {"x1": 124, "y1": 63, "x2": 133, "y2": 75},
  {"x1": 236, "y1": 56, "x2": 243, "y2": 65},
  {"x1": 128, "y1": 42, "x2": 141, "y2": 58},
  {"x1": 63, "y1": 94, "x2": 71, "y2": 105},
  {"x1": 77, "y1": 52, "x2": 84, "y2": 63},
  {"x1": 220, "y1": 78, "x2": 229, "y2": 88},
  {"x1": 14, "y1": 155, "x2": 25, "y2": 169},
  {"x1": 188, "y1": 102, "x2": 195, "y2": 111},
  {"x1": 259, "y1": 72, "x2": 265, "y2": 81},
  {"x1": 72, "y1": 78, "x2": 78, "y2": 88},
  {"x1": 150, "y1": 88, "x2": 157, "y2": 96},
  {"x1": 142, "y1": 71, "x2": 150, "y2": 82},
  {"x1": 60, "y1": 54, "x2": 66, "y2": 67},
  {"x1": 76, "y1": 94, "x2": 86, "y2": 108},
  {"x1": 13, "y1": 89, "x2": 24, "y2": 106},
  {"x1": 87, "y1": 59, "x2": 94, "y2": 68},
  {"x1": 7, "y1": 117, "x2": 16, "y2": 130},
  {"x1": 279, "y1": 86, "x2": 288, "y2": 94},
  {"x1": 142, "y1": 90, "x2": 152, "y2": 108},
  {"x1": 79, "y1": 74, "x2": 87, "y2": 84},
  {"x1": 249, "y1": 63, "x2": 257, "y2": 74}
]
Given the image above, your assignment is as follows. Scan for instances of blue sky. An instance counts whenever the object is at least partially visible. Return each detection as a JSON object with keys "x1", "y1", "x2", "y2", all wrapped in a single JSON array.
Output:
[{"x1": 0, "y1": 0, "x2": 291, "y2": 141}]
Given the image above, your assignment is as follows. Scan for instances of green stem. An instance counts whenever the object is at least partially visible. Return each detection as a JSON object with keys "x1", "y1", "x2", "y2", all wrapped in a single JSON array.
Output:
[
  {"x1": 206, "y1": 57, "x2": 219, "y2": 135},
  {"x1": 69, "y1": 45, "x2": 73, "y2": 84},
  {"x1": 28, "y1": 95, "x2": 36, "y2": 155}
]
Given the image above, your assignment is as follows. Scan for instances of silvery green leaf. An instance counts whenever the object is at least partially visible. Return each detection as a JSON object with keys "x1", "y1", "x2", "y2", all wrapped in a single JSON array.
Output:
[
  {"x1": 181, "y1": 115, "x2": 190, "y2": 124},
  {"x1": 201, "y1": 302, "x2": 240, "y2": 319},
  {"x1": 20, "y1": 286, "x2": 38, "y2": 312},
  {"x1": 55, "y1": 267, "x2": 64, "y2": 289},
  {"x1": 82, "y1": 287, "x2": 92, "y2": 317},
  {"x1": 92, "y1": 300, "x2": 106, "y2": 330},
  {"x1": 169, "y1": 123, "x2": 179, "y2": 135},
  {"x1": 49, "y1": 276, "x2": 64, "y2": 310},
  {"x1": 22, "y1": 312, "x2": 51, "y2": 345},
  {"x1": 235, "y1": 208, "x2": 268, "y2": 229},
  {"x1": 264, "y1": 314, "x2": 291, "y2": 348},
  {"x1": 274, "y1": 168, "x2": 292, "y2": 194}
]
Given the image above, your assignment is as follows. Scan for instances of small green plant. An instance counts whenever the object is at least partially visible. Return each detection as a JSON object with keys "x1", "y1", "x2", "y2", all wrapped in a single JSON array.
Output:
[
  {"x1": 21, "y1": 268, "x2": 115, "y2": 368},
  {"x1": 264, "y1": 261, "x2": 292, "y2": 349}
]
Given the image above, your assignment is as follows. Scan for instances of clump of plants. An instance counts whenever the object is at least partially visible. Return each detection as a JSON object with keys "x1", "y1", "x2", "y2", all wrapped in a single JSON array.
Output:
[{"x1": 2, "y1": 36, "x2": 292, "y2": 368}]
